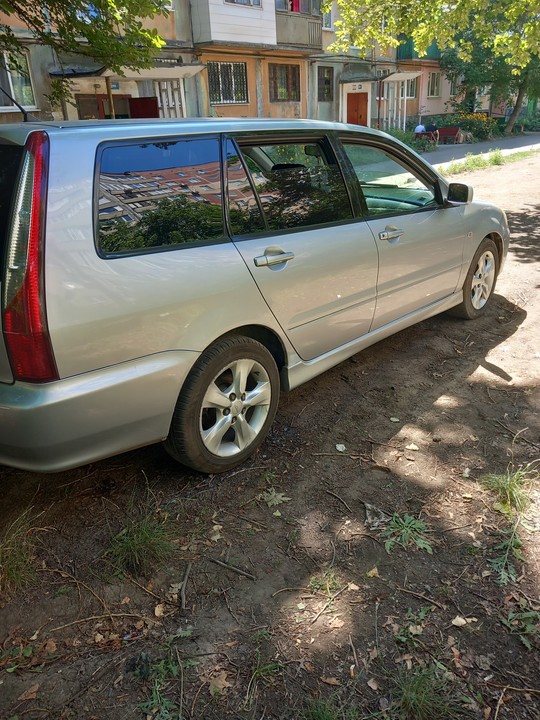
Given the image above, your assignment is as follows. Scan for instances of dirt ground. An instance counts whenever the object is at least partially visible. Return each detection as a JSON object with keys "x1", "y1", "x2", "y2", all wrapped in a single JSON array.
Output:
[{"x1": 1, "y1": 153, "x2": 539, "y2": 720}]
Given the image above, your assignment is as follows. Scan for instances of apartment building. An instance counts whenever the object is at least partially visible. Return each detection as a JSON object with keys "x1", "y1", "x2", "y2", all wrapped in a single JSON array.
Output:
[{"x1": 1, "y1": 0, "x2": 456, "y2": 128}]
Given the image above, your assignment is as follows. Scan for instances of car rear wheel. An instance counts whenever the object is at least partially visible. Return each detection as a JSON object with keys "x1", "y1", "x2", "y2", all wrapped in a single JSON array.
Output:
[
  {"x1": 449, "y1": 238, "x2": 499, "y2": 320},
  {"x1": 165, "y1": 336, "x2": 280, "y2": 473}
]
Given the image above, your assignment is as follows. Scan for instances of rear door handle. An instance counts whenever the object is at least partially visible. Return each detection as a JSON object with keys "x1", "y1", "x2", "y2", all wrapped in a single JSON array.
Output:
[
  {"x1": 378, "y1": 228, "x2": 404, "y2": 242},
  {"x1": 254, "y1": 251, "x2": 295, "y2": 267}
]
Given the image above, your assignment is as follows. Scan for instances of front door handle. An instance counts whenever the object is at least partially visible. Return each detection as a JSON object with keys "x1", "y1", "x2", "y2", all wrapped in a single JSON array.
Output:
[
  {"x1": 378, "y1": 227, "x2": 404, "y2": 242},
  {"x1": 254, "y1": 251, "x2": 295, "y2": 267}
]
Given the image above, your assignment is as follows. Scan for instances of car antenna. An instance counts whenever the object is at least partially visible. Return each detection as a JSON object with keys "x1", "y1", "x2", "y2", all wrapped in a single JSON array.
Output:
[{"x1": 0, "y1": 85, "x2": 38, "y2": 122}]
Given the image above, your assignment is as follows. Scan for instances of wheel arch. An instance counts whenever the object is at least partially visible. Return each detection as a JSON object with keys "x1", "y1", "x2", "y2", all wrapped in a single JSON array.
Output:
[
  {"x1": 486, "y1": 232, "x2": 504, "y2": 271},
  {"x1": 217, "y1": 324, "x2": 287, "y2": 373}
]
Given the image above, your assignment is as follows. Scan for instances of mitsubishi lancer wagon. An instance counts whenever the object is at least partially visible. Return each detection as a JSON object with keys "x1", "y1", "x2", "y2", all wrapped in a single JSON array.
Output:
[{"x1": 0, "y1": 118, "x2": 509, "y2": 473}]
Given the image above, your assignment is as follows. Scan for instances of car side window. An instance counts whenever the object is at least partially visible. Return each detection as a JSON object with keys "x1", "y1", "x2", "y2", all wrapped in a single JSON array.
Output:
[
  {"x1": 341, "y1": 142, "x2": 437, "y2": 217},
  {"x1": 97, "y1": 137, "x2": 225, "y2": 256},
  {"x1": 235, "y1": 139, "x2": 353, "y2": 232},
  {"x1": 226, "y1": 140, "x2": 267, "y2": 236}
]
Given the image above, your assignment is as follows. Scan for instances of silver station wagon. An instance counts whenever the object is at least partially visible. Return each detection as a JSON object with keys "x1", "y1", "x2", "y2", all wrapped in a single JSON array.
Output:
[{"x1": 0, "y1": 118, "x2": 509, "y2": 473}]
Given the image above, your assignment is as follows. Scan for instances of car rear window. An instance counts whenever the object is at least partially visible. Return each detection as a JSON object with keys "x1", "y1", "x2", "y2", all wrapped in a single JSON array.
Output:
[
  {"x1": 96, "y1": 136, "x2": 226, "y2": 256},
  {"x1": 0, "y1": 143, "x2": 24, "y2": 274}
]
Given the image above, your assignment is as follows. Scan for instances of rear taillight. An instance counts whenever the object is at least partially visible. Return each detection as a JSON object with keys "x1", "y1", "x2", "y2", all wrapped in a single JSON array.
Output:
[{"x1": 2, "y1": 131, "x2": 58, "y2": 382}]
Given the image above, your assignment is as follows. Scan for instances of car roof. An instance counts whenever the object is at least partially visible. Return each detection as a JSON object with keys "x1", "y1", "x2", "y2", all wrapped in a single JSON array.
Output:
[{"x1": 0, "y1": 117, "x2": 387, "y2": 144}]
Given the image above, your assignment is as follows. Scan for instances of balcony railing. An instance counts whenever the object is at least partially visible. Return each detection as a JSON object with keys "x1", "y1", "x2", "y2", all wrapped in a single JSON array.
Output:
[{"x1": 275, "y1": 12, "x2": 322, "y2": 49}]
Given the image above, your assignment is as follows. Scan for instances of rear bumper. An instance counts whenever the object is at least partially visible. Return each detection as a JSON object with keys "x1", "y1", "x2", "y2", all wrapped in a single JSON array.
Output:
[{"x1": 0, "y1": 351, "x2": 198, "y2": 472}]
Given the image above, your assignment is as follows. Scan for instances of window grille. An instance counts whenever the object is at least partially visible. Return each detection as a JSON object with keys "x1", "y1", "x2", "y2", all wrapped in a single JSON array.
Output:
[{"x1": 207, "y1": 62, "x2": 248, "y2": 105}]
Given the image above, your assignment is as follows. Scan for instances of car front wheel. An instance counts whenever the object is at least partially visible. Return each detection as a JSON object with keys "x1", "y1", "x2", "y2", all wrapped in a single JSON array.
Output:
[
  {"x1": 165, "y1": 336, "x2": 280, "y2": 473},
  {"x1": 449, "y1": 238, "x2": 499, "y2": 320}
]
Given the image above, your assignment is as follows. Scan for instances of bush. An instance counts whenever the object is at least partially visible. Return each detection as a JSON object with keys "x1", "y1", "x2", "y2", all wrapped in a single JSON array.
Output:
[
  {"x1": 385, "y1": 128, "x2": 436, "y2": 153},
  {"x1": 522, "y1": 113, "x2": 540, "y2": 131},
  {"x1": 444, "y1": 111, "x2": 502, "y2": 140}
]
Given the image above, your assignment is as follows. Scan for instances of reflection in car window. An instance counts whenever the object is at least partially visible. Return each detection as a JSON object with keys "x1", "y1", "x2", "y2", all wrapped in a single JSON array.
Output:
[
  {"x1": 226, "y1": 140, "x2": 266, "y2": 236},
  {"x1": 237, "y1": 140, "x2": 352, "y2": 231},
  {"x1": 97, "y1": 138, "x2": 225, "y2": 255},
  {"x1": 342, "y1": 143, "x2": 437, "y2": 216}
]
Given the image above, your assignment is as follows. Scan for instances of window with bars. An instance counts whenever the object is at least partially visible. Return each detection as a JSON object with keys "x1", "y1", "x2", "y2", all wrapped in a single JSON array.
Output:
[
  {"x1": 269, "y1": 63, "x2": 300, "y2": 102},
  {"x1": 427, "y1": 72, "x2": 441, "y2": 97},
  {"x1": 317, "y1": 66, "x2": 333, "y2": 102},
  {"x1": 207, "y1": 62, "x2": 248, "y2": 105}
]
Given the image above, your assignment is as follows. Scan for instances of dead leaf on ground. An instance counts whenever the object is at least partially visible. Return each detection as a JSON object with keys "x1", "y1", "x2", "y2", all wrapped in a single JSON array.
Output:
[
  {"x1": 209, "y1": 670, "x2": 231, "y2": 697},
  {"x1": 17, "y1": 683, "x2": 40, "y2": 701},
  {"x1": 154, "y1": 603, "x2": 165, "y2": 617},
  {"x1": 367, "y1": 566, "x2": 379, "y2": 578},
  {"x1": 320, "y1": 676, "x2": 340, "y2": 686},
  {"x1": 367, "y1": 678, "x2": 379, "y2": 691}
]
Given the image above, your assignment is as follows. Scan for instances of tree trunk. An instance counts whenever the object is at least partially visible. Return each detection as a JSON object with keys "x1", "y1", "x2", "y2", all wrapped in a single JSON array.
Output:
[{"x1": 504, "y1": 77, "x2": 528, "y2": 134}]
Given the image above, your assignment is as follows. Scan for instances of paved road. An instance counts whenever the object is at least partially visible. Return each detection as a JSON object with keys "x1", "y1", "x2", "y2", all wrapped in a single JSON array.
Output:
[{"x1": 420, "y1": 131, "x2": 540, "y2": 169}]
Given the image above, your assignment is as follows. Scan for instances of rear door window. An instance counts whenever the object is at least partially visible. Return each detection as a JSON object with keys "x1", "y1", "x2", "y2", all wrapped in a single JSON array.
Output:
[
  {"x1": 0, "y1": 143, "x2": 24, "y2": 272},
  {"x1": 96, "y1": 136, "x2": 226, "y2": 256},
  {"x1": 230, "y1": 138, "x2": 353, "y2": 234}
]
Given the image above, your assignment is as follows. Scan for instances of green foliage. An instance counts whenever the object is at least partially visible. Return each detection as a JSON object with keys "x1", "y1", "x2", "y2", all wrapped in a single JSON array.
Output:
[
  {"x1": 385, "y1": 128, "x2": 436, "y2": 153},
  {"x1": 391, "y1": 664, "x2": 467, "y2": 719},
  {"x1": 308, "y1": 570, "x2": 340, "y2": 596},
  {"x1": 481, "y1": 463, "x2": 537, "y2": 514},
  {"x1": 522, "y1": 112, "x2": 540, "y2": 130},
  {"x1": 487, "y1": 520, "x2": 524, "y2": 585},
  {"x1": 395, "y1": 607, "x2": 433, "y2": 647},
  {"x1": 324, "y1": 0, "x2": 540, "y2": 69},
  {"x1": 440, "y1": 149, "x2": 538, "y2": 175},
  {"x1": 381, "y1": 513, "x2": 433, "y2": 554},
  {"x1": 100, "y1": 196, "x2": 225, "y2": 254},
  {"x1": 501, "y1": 600, "x2": 540, "y2": 651},
  {"x1": 0, "y1": 509, "x2": 38, "y2": 598},
  {"x1": 303, "y1": 697, "x2": 359, "y2": 720},
  {"x1": 1, "y1": 1, "x2": 167, "y2": 73},
  {"x1": 108, "y1": 512, "x2": 175, "y2": 575}
]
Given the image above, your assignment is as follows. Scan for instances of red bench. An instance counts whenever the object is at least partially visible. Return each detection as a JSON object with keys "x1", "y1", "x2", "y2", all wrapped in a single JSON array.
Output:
[
  {"x1": 414, "y1": 131, "x2": 437, "y2": 142},
  {"x1": 438, "y1": 126, "x2": 461, "y2": 144}
]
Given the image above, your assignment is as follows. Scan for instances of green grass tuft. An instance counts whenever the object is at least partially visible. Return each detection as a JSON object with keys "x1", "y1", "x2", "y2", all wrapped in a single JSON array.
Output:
[
  {"x1": 0, "y1": 509, "x2": 38, "y2": 597},
  {"x1": 481, "y1": 463, "x2": 538, "y2": 514},
  {"x1": 392, "y1": 665, "x2": 467, "y2": 719},
  {"x1": 109, "y1": 513, "x2": 176, "y2": 575}
]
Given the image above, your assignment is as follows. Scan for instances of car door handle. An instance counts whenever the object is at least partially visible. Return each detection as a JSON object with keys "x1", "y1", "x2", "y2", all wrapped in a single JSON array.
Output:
[
  {"x1": 254, "y1": 251, "x2": 295, "y2": 267},
  {"x1": 378, "y1": 228, "x2": 404, "y2": 242}
]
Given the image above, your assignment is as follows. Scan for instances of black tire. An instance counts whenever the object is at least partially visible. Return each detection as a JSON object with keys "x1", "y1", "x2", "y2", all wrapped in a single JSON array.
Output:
[
  {"x1": 165, "y1": 336, "x2": 280, "y2": 473},
  {"x1": 448, "y1": 238, "x2": 499, "y2": 320}
]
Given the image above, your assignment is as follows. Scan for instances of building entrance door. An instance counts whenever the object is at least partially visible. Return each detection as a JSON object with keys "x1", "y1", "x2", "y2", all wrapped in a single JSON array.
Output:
[{"x1": 347, "y1": 92, "x2": 368, "y2": 126}]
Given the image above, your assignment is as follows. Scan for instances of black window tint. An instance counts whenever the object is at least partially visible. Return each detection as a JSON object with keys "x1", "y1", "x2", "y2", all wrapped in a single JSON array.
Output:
[
  {"x1": 97, "y1": 137, "x2": 225, "y2": 255},
  {"x1": 342, "y1": 143, "x2": 437, "y2": 216},
  {"x1": 0, "y1": 144, "x2": 23, "y2": 271},
  {"x1": 226, "y1": 140, "x2": 266, "y2": 236},
  {"x1": 239, "y1": 141, "x2": 352, "y2": 231}
]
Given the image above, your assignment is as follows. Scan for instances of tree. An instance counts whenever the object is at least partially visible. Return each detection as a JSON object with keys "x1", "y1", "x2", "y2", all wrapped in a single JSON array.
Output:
[
  {"x1": 0, "y1": 1, "x2": 167, "y2": 73},
  {"x1": 324, "y1": 0, "x2": 540, "y2": 133},
  {"x1": 323, "y1": 0, "x2": 540, "y2": 69},
  {"x1": 440, "y1": 38, "x2": 540, "y2": 133}
]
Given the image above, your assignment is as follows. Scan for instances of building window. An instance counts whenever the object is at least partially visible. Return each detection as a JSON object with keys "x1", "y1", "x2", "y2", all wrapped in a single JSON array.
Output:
[
  {"x1": 269, "y1": 64, "x2": 300, "y2": 102},
  {"x1": 225, "y1": 0, "x2": 262, "y2": 6},
  {"x1": 0, "y1": 53, "x2": 36, "y2": 110},
  {"x1": 400, "y1": 78, "x2": 417, "y2": 99},
  {"x1": 427, "y1": 72, "x2": 441, "y2": 98},
  {"x1": 322, "y1": 10, "x2": 332, "y2": 28},
  {"x1": 207, "y1": 62, "x2": 248, "y2": 105},
  {"x1": 449, "y1": 76, "x2": 459, "y2": 96},
  {"x1": 275, "y1": 0, "x2": 321, "y2": 13},
  {"x1": 317, "y1": 66, "x2": 333, "y2": 101}
]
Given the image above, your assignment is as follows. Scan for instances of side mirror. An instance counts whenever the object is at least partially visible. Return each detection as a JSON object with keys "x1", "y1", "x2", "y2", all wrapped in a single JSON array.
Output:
[{"x1": 447, "y1": 182, "x2": 473, "y2": 204}]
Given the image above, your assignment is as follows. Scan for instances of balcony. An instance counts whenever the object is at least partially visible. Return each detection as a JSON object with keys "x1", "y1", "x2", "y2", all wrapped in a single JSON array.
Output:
[
  {"x1": 397, "y1": 37, "x2": 441, "y2": 61},
  {"x1": 275, "y1": 12, "x2": 322, "y2": 50}
]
